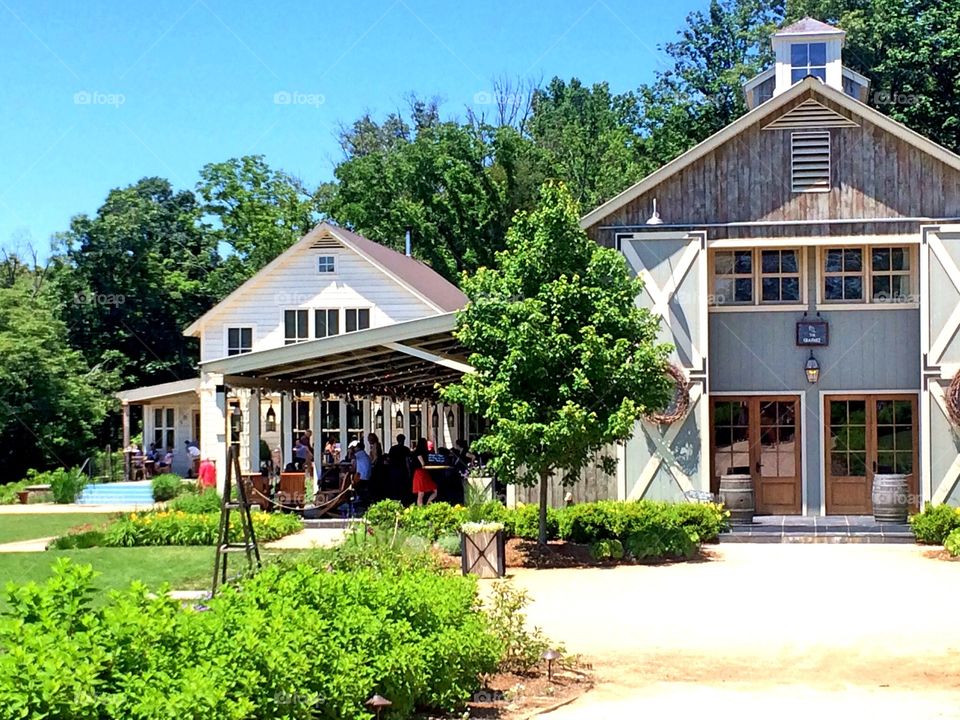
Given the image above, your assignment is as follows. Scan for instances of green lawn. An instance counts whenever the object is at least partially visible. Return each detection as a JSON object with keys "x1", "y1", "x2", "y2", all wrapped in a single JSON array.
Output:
[{"x1": 0, "y1": 513, "x2": 118, "y2": 544}]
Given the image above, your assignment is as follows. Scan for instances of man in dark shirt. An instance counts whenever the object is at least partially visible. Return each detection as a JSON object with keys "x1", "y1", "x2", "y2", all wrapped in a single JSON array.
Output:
[{"x1": 387, "y1": 434, "x2": 412, "y2": 502}]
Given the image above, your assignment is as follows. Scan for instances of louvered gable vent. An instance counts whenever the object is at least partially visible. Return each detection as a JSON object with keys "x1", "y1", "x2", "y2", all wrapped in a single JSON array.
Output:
[
  {"x1": 791, "y1": 131, "x2": 830, "y2": 192},
  {"x1": 309, "y1": 231, "x2": 344, "y2": 250}
]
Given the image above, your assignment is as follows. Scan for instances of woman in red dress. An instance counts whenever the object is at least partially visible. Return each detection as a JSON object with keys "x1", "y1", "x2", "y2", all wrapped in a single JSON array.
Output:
[{"x1": 411, "y1": 437, "x2": 437, "y2": 506}]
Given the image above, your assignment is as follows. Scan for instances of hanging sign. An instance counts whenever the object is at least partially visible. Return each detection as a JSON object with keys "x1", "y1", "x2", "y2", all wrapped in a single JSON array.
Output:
[{"x1": 796, "y1": 319, "x2": 829, "y2": 346}]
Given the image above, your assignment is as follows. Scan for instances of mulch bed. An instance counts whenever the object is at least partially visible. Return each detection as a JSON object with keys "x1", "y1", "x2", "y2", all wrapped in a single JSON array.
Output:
[{"x1": 922, "y1": 548, "x2": 960, "y2": 562}]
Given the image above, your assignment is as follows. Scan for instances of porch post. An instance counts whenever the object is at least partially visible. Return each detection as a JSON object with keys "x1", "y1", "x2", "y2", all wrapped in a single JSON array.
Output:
[
  {"x1": 281, "y1": 391, "x2": 293, "y2": 469},
  {"x1": 312, "y1": 391, "x2": 323, "y2": 483},
  {"x1": 402, "y1": 400, "x2": 411, "y2": 445},
  {"x1": 338, "y1": 399, "x2": 348, "y2": 454},
  {"x1": 248, "y1": 389, "x2": 261, "y2": 473},
  {"x1": 383, "y1": 397, "x2": 394, "y2": 445},
  {"x1": 122, "y1": 402, "x2": 131, "y2": 481}
]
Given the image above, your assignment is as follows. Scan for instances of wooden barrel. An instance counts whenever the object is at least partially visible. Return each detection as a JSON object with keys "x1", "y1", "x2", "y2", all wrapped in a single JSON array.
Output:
[
  {"x1": 719, "y1": 474, "x2": 755, "y2": 525},
  {"x1": 872, "y1": 473, "x2": 909, "y2": 523}
]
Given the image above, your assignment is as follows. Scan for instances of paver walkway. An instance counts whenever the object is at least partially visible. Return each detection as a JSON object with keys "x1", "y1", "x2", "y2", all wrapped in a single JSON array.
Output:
[
  {"x1": 0, "y1": 537, "x2": 56, "y2": 553},
  {"x1": 264, "y1": 528, "x2": 348, "y2": 550},
  {"x1": 0, "y1": 504, "x2": 158, "y2": 514},
  {"x1": 506, "y1": 544, "x2": 960, "y2": 719}
]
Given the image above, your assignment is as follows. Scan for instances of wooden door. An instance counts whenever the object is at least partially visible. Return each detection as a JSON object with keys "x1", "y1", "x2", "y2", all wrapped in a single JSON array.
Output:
[
  {"x1": 710, "y1": 396, "x2": 802, "y2": 515},
  {"x1": 824, "y1": 395, "x2": 918, "y2": 515}
]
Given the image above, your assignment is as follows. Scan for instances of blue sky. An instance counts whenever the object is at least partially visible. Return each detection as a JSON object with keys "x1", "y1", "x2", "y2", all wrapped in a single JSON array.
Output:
[{"x1": 0, "y1": 0, "x2": 708, "y2": 256}]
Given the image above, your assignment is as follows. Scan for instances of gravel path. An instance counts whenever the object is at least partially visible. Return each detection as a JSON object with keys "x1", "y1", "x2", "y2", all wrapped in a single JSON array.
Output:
[{"x1": 502, "y1": 544, "x2": 960, "y2": 718}]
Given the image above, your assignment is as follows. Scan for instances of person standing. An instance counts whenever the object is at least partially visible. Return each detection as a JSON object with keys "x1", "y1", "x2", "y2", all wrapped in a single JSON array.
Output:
[
  {"x1": 387, "y1": 434, "x2": 412, "y2": 503},
  {"x1": 411, "y1": 437, "x2": 437, "y2": 506}
]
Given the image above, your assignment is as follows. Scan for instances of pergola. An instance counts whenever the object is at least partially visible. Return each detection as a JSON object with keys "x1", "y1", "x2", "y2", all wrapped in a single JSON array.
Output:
[{"x1": 201, "y1": 313, "x2": 472, "y2": 398}]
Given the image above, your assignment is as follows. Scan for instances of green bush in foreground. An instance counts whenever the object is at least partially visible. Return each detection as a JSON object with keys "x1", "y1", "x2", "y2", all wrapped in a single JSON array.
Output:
[
  {"x1": 945, "y1": 528, "x2": 960, "y2": 557},
  {"x1": 909, "y1": 503, "x2": 960, "y2": 545},
  {"x1": 0, "y1": 556, "x2": 501, "y2": 719},
  {"x1": 151, "y1": 473, "x2": 184, "y2": 502}
]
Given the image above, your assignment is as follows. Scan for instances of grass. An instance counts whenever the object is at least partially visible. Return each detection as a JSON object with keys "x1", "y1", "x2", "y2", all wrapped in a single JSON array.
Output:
[
  {"x1": 0, "y1": 547, "x2": 305, "y2": 608},
  {"x1": 0, "y1": 513, "x2": 117, "y2": 544}
]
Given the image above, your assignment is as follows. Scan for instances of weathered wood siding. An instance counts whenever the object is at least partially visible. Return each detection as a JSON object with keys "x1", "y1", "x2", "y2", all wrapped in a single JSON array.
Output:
[
  {"x1": 587, "y1": 89, "x2": 960, "y2": 246},
  {"x1": 512, "y1": 448, "x2": 619, "y2": 508}
]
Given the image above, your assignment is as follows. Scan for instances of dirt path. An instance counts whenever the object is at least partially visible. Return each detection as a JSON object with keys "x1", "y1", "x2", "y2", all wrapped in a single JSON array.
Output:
[{"x1": 500, "y1": 544, "x2": 960, "y2": 718}]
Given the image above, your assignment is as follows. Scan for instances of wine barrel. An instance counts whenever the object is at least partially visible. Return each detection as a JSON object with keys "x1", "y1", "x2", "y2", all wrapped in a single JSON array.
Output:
[
  {"x1": 872, "y1": 473, "x2": 909, "y2": 523},
  {"x1": 719, "y1": 474, "x2": 755, "y2": 525}
]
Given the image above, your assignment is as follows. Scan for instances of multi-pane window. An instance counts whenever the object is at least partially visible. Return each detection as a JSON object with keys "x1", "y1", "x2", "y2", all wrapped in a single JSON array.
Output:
[
  {"x1": 712, "y1": 251, "x2": 754, "y2": 305},
  {"x1": 317, "y1": 255, "x2": 336, "y2": 273},
  {"x1": 790, "y1": 42, "x2": 827, "y2": 84},
  {"x1": 822, "y1": 246, "x2": 913, "y2": 304},
  {"x1": 712, "y1": 401, "x2": 750, "y2": 476},
  {"x1": 344, "y1": 308, "x2": 371, "y2": 333},
  {"x1": 871, "y1": 247, "x2": 911, "y2": 303},
  {"x1": 346, "y1": 400, "x2": 364, "y2": 444},
  {"x1": 711, "y1": 248, "x2": 802, "y2": 307},
  {"x1": 153, "y1": 408, "x2": 175, "y2": 451},
  {"x1": 315, "y1": 309, "x2": 339, "y2": 338},
  {"x1": 823, "y1": 248, "x2": 864, "y2": 301},
  {"x1": 284, "y1": 309, "x2": 309, "y2": 344},
  {"x1": 760, "y1": 249, "x2": 801, "y2": 303},
  {"x1": 876, "y1": 399, "x2": 915, "y2": 475},
  {"x1": 226, "y1": 327, "x2": 252, "y2": 356}
]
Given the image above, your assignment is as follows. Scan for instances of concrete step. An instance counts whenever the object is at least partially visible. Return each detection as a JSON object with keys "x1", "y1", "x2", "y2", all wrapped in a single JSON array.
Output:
[{"x1": 719, "y1": 533, "x2": 915, "y2": 544}]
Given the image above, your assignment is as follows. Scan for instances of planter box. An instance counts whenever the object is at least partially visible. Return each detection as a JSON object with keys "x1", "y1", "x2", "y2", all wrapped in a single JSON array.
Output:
[
  {"x1": 461, "y1": 529, "x2": 505, "y2": 578},
  {"x1": 465, "y1": 476, "x2": 495, "y2": 501}
]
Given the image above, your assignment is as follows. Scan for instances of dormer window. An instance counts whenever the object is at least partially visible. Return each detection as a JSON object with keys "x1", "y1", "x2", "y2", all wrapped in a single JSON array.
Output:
[{"x1": 790, "y1": 42, "x2": 827, "y2": 84}]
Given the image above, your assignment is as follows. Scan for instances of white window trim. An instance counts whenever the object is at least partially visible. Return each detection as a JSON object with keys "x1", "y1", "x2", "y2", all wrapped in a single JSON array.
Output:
[
  {"x1": 224, "y1": 325, "x2": 254, "y2": 356},
  {"x1": 283, "y1": 309, "x2": 310, "y2": 344},
  {"x1": 790, "y1": 42, "x2": 828, "y2": 84},
  {"x1": 153, "y1": 407, "x2": 176, "y2": 450},
  {"x1": 317, "y1": 254, "x2": 337, "y2": 275},
  {"x1": 815, "y1": 245, "x2": 918, "y2": 310},
  {"x1": 709, "y1": 247, "x2": 807, "y2": 312}
]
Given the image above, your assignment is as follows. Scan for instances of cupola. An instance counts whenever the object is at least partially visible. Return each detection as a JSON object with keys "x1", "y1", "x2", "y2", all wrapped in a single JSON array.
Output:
[{"x1": 771, "y1": 17, "x2": 844, "y2": 96}]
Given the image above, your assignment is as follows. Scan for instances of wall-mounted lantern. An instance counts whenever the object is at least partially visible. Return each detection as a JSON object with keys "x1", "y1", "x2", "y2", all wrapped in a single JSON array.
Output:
[
  {"x1": 264, "y1": 402, "x2": 277, "y2": 432},
  {"x1": 395, "y1": 410, "x2": 404, "y2": 428},
  {"x1": 805, "y1": 352, "x2": 821, "y2": 384}
]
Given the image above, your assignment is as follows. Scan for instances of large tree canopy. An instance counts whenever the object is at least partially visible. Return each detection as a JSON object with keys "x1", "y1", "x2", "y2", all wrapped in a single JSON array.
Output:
[{"x1": 441, "y1": 182, "x2": 672, "y2": 543}]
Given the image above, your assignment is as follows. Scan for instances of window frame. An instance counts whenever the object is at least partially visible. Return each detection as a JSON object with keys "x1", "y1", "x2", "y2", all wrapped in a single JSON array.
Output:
[
  {"x1": 283, "y1": 309, "x2": 309, "y2": 344},
  {"x1": 225, "y1": 326, "x2": 253, "y2": 356},
  {"x1": 317, "y1": 254, "x2": 337, "y2": 274},
  {"x1": 344, "y1": 307, "x2": 371, "y2": 333},
  {"x1": 789, "y1": 41, "x2": 828, "y2": 85},
  {"x1": 816, "y1": 245, "x2": 917, "y2": 309},
  {"x1": 153, "y1": 407, "x2": 175, "y2": 451},
  {"x1": 709, "y1": 247, "x2": 806, "y2": 311},
  {"x1": 314, "y1": 308, "x2": 340, "y2": 339}
]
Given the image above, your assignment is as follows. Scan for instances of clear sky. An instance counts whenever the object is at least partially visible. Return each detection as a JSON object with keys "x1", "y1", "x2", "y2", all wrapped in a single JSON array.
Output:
[{"x1": 0, "y1": 0, "x2": 708, "y2": 255}]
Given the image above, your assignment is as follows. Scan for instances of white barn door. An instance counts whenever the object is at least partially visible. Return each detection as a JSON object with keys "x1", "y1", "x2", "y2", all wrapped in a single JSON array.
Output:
[
  {"x1": 920, "y1": 227, "x2": 960, "y2": 506},
  {"x1": 618, "y1": 231, "x2": 709, "y2": 501}
]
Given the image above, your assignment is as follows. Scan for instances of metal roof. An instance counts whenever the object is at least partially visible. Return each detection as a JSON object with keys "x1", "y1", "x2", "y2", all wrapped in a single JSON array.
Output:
[
  {"x1": 116, "y1": 378, "x2": 200, "y2": 404},
  {"x1": 201, "y1": 313, "x2": 472, "y2": 398}
]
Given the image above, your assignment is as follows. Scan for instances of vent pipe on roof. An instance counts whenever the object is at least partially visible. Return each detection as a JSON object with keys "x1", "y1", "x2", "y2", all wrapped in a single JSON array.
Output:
[{"x1": 404, "y1": 227, "x2": 412, "y2": 257}]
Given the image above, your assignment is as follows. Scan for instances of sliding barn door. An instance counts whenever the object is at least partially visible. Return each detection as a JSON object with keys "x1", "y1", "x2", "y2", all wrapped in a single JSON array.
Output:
[
  {"x1": 920, "y1": 228, "x2": 960, "y2": 506},
  {"x1": 618, "y1": 231, "x2": 709, "y2": 501}
]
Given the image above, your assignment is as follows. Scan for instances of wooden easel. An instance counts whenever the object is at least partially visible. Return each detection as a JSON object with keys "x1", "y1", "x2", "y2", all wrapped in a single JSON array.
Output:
[{"x1": 211, "y1": 446, "x2": 262, "y2": 595}]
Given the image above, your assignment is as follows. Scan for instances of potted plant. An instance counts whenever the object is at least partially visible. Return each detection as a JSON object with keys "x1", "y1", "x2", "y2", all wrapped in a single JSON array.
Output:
[{"x1": 465, "y1": 464, "x2": 494, "y2": 502}]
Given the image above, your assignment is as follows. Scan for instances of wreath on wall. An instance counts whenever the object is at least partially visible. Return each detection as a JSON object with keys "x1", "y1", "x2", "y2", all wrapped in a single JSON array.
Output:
[
  {"x1": 946, "y1": 370, "x2": 960, "y2": 429},
  {"x1": 646, "y1": 362, "x2": 691, "y2": 425}
]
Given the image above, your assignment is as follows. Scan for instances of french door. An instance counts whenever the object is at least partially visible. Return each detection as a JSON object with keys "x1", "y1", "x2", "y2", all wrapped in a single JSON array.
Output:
[
  {"x1": 710, "y1": 396, "x2": 802, "y2": 515},
  {"x1": 824, "y1": 395, "x2": 918, "y2": 515}
]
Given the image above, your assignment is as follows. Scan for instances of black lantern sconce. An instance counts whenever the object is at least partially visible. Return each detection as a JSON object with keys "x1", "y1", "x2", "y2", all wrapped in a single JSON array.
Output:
[
  {"x1": 446, "y1": 408, "x2": 455, "y2": 427},
  {"x1": 431, "y1": 406, "x2": 439, "y2": 429},
  {"x1": 229, "y1": 402, "x2": 243, "y2": 434},
  {"x1": 376, "y1": 407, "x2": 384, "y2": 429},
  {"x1": 805, "y1": 351, "x2": 820, "y2": 384},
  {"x1": 264, "y1": 400, "x2": 277, "y2": 432},
  {"x1": 395, "y1": 409, "x2": 404, "y2": 428}
]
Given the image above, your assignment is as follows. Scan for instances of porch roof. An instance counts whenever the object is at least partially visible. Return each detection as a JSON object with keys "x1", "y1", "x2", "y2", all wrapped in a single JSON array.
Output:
[
  {"x1": 116, "y1": 378, "x2": 200, "y2": 404},
  {"x1": 201, "y1": 312, "x2": 472, "y2": 398}
]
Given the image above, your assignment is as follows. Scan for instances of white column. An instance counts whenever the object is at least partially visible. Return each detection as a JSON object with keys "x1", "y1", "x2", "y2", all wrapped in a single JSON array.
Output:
[
  {"x1": 339, "y1": 399, "x2": 348, "y2": 453},
  {"x1": 198, "y1": 371, "x2": 227, "y2": 495},
  {"x1": 281, "y1": 391, "x2": 293, "y2": 469},
  {"x1": 312, "y1": 392, "x2": 323, "y2": 480},
  {"x1": 402, "y1": 400, "x2": 411, "y2": 445},
  {"x1": 383, "y1": 397, "x2": 394, "y2": 446},
  {"x1": 248, "y1": 389, "x2": 261, "y2": 473},
  {"x1": 362, "y1": 398, "x2": 371, "y2": 444}
]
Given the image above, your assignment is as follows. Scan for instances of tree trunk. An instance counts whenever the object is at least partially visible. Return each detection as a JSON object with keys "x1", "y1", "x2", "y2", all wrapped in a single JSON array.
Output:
[{"x1": 538, "y1": 468, "x2": 549, "y2": 547}]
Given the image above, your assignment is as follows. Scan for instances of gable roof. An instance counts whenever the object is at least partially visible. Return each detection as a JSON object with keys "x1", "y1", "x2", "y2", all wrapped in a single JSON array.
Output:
[
  {"x1": 775, "y1": 17, "x2": 844, "y2": 36},
  {"x1": 580, "y1": 76, "x2": 960, "y2": 230},
  {"x1": 183, "y1": 222, "x2": 466, "y2": 336}
]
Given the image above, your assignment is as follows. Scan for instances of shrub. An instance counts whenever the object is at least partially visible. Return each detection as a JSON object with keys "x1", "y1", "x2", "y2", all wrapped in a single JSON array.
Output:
[
  {"x1": 0, "y1": 557, "x2": 501, "y2": 719},
  {"x1": 590, "y1": 538, "x2": 624, "y2": 560},
  {"x1": 331, "y1": 526, "x2": 440, "y2": 573},
  {"x1": 151, "y1": 473, "x2": 183, "y2": 502},
  {"x1": 47, "y1": 530, "x2": 106, "y2": 550},
  {"x1": 504, "y1": 503, "x2": 560, "y2": 540},
  {"x1": 103, "y1": 510, "x2": 303, "y2": 546},
  {"x1": 945, "y1": 528, "x2": 960, "y2": 557},
  {"x1": 402, "y1": 502, "x2": 468, "y2": 541},
  {"x1": 364, "y1": 499, "x2": 404, "y2": 530},
  {"x1": 167, "y1": 488, "x2": 221, "y2": 514},
  {"x1": 436, "y1": 534, "x2": 462, "y2": 556},
  {"x1": 485, "y1": 581, "x2": 557, "y2": 673},
  {"x1": 0, "y1": 480, "x2": 30, "y2": 505},
  {"x1": 909, "y1": 503, "x2": 960, "y2": 545},
  {"x1": 24, "y1": 467, "x2": 88, "y2": 504}
]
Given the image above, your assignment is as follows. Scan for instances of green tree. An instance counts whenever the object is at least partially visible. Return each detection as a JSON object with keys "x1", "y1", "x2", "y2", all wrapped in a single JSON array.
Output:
[
  {"x1": 197, "y1": 155, "x2": 324, "y2": 297},
  {"x1": 441, "y1": 183, "x2": 673, "y2": 544},
  {"x1": 54, "y1": 177, "x2": 218, "y2": 386},
  {"x1": 789, "y1": 0, "x2": 960, "y2": 153},
  {"x1": 0, "y1": 264, "x2": 118, "y2": 480},
  {"x1": 528, "y1": 77, "x2": 647, "y2": 208}
]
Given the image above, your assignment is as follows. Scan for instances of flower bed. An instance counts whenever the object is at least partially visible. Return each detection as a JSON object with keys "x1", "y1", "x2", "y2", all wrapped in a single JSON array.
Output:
[{"x1": 102, "y1": 510, "x2": 303, "y2": 546}]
